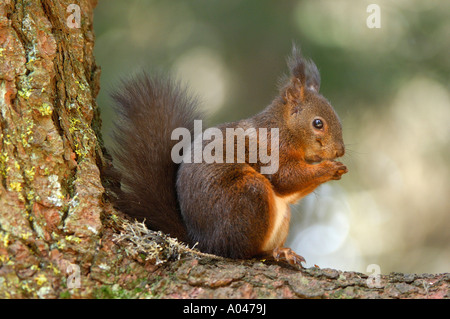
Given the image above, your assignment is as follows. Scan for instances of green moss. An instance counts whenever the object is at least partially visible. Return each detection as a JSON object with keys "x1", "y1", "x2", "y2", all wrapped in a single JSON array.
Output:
[
  {"x1": 92, "y1": 281, "x2": 152, "y2": 299},
  {"x1": 329, "y1": 287, "x2": 356, "y2": 299},
  {"x1": 59, "y1": 290, "x2": 72, "y2": 299}
]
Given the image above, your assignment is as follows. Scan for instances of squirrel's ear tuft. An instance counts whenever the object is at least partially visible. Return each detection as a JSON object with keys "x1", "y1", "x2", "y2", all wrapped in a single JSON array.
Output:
[{"x1": 287, "y1": 44, "x2": 321, "y2": 94}]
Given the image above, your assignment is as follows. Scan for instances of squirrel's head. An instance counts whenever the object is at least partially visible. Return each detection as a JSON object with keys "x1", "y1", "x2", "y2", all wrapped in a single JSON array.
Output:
[{"x1": 279, "y1": 45, "x2": 345, "y2": 163}]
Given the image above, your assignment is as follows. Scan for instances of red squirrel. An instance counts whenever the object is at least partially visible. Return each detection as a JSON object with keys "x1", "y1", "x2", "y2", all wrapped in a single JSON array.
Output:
[{"x1": 108, "y1": 45, "x2": 347, "y2": 266}]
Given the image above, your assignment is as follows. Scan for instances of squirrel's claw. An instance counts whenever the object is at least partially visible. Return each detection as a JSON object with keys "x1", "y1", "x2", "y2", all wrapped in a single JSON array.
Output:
[{"x1": 273, "y1": 247, "x2": 306, "y2": 268}]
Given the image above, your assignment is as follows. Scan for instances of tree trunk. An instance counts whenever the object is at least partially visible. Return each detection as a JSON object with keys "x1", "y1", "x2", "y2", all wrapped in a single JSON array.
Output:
[
  {"x1": 0, "y1": 0, "x2": 448, "y2": 299},
  {"x1": 0, "y1": 0, "x2": 104, "y2": 298}
]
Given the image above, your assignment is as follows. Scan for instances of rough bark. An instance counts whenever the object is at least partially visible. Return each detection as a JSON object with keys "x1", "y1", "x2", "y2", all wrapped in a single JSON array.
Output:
[
  {"x1": 0, "y1": 0, "x2": 448, "y2": 299},
  {"x1": 92, "y1": 219, "x2": 450, "y2": 299},
  {"x1": 0, "y1": 0, "x2": 103, "y2": 298}
]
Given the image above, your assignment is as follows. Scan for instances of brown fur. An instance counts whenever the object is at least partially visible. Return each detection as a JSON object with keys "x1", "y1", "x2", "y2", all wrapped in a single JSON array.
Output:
[
  {"x1": 108, "y1": 73, "x2": 201, "y2": 242},
  {"x1": 108, "y1": 46, "x2": 347, "y2": 261}
]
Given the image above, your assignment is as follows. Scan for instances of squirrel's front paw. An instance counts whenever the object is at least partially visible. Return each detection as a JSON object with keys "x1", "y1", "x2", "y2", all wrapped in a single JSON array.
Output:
[
  {"x1": 322, "y1": 160, "x2": 348, "y2": 180},
  {"x1": 273, "y1": 247, "x2": 305, "y2": 268}
]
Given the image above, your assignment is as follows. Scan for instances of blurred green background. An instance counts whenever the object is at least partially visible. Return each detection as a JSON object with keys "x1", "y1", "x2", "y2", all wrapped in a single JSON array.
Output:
[{"x1": 94, "y1": 0, "x2": 450, "y2": 274}]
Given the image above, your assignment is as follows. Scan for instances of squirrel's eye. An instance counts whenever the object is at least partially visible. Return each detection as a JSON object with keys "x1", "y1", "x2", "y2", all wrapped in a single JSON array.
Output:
[{"x1": 313, "y1": 118, "x2": 324, "y2": 129}]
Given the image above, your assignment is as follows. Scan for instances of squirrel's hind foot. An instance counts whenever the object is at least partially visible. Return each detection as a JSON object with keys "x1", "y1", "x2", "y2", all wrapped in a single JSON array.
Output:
[{"x1": 272, "y1": 247, "x2": 305, "y2": 268}]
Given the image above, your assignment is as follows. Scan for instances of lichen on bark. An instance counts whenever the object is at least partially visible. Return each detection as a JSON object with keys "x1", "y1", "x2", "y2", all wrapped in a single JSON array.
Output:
[{"x1": 0, "y1": 0, "x2": 103, "y2": 298}]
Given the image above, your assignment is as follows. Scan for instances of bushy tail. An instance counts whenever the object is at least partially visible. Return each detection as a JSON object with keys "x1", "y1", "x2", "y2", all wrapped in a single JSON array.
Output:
[{"x1": 107, "y1": 72, "x2": 201, "y2": 243}]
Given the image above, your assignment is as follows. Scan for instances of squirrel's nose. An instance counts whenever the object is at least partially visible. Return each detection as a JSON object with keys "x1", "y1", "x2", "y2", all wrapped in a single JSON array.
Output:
[{"x1": 336, "y1": 144, "x2": 345, "y2": 158}]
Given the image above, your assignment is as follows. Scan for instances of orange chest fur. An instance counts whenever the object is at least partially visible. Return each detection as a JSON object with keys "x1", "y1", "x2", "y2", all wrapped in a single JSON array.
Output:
[{"x1": 261, "y1": 191, "x2": 304, "y2": 252}]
